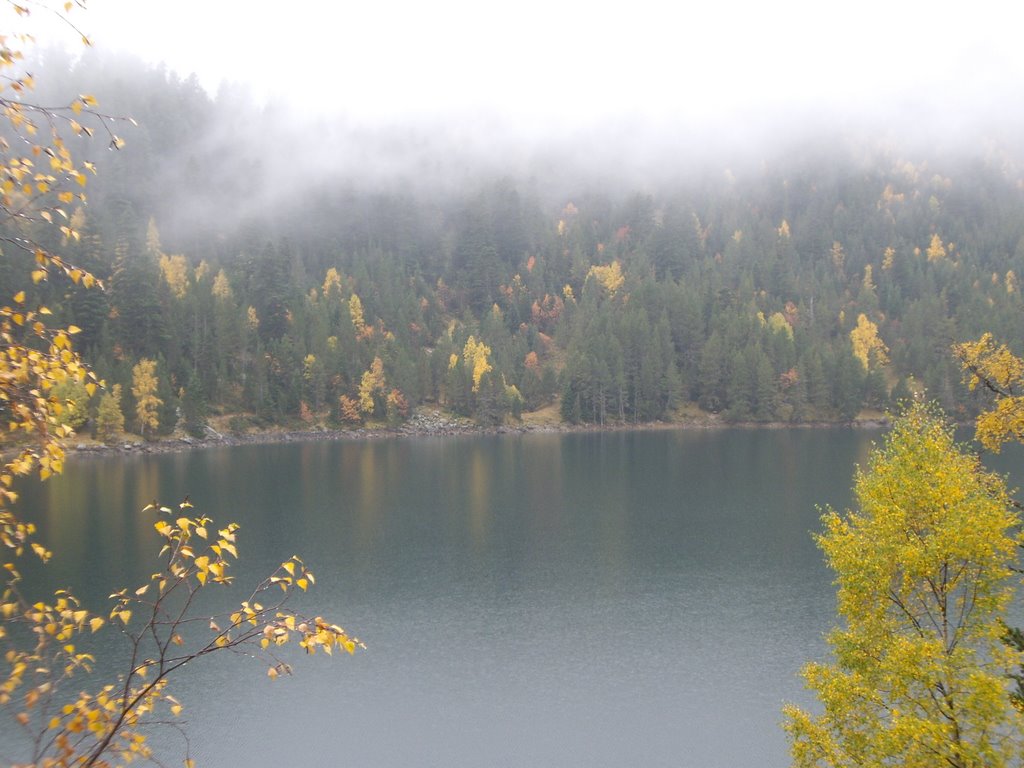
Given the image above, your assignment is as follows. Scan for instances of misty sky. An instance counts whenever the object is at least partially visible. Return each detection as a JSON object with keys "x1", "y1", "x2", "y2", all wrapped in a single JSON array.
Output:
[{"x1": 76, "y1": 0, "x2": 1020, "y2": 135}]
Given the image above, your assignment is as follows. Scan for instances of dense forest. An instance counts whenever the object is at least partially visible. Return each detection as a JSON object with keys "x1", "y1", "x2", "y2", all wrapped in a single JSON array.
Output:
[{"x1": 6, "y1": 49, "x2": 1024, "y2": 438}]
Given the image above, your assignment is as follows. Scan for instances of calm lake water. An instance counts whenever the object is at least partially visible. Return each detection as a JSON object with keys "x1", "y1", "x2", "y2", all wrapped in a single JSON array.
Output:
[{"x1": 13, "y1": 426, "x2": 1007, "y2": 768}]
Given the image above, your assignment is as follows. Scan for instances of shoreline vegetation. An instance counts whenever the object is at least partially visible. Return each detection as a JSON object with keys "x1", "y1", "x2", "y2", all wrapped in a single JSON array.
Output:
[
  {"x1": 55, "y1": 406, "x2": 893, "y2": 459},
  {"x1": 6, "y1": 51, "x2": 1024, "y2": 479}
]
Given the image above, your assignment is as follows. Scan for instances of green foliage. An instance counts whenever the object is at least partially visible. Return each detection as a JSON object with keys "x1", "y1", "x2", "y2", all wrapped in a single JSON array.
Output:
[
  {"x1": 95, "y1": 383, "x2": 125, "y2": 444},
  {"x1": 0, "y1": 12, "x2": 361, "y2": 767},
  {"x1": 784, "y1": 402, "x2": 1024, "y2": 767},
  {"x1": 12, "y1": 49, "x2": 1024, "y2": 427},
  {"x1": 180, "y1": 371, "x2": 208, "y2": 438}
]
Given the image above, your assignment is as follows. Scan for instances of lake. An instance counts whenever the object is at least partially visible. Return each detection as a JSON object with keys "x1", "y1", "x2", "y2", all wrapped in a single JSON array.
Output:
[{"x1": 9, "y1": 427, "x2": 976, "y2": 767}]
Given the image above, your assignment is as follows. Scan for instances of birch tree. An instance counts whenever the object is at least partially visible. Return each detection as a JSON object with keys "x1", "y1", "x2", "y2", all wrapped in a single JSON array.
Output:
[{"x1": 785, "y1": 403, "x2": 1024, "y2": 767}]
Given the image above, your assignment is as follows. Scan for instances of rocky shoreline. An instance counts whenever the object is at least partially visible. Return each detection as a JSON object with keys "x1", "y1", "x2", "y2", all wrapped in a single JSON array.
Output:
[
  {"x1": 60, "y1": 408, "x2": 891, "y2": 459},
  {"x1": 68, "y1": 409, "x2": 559, "y2": 457}
]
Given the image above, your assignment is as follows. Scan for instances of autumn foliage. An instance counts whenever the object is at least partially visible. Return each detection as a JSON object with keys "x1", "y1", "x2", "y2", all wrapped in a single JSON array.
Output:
[
  {"x1": 0, "y1": 6, "x2": 359, "y2": 766},
  {"x1": 955, "y1": 333, "x2": 1024, "y2": 452},
  {"x1": 848, "y1": 313, "x2": 889, "y2": 371},
  {"x1": 785, "y1": 402, "x2": 1024, "y2": 767}
]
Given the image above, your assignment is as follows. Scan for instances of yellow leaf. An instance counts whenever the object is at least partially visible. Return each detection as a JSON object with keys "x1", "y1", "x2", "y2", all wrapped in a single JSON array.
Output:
[
  {"x1": 13, "y1": 290, "x2": 24, "y2": 303},
  {"x1": 89, "y1": 617, "x2": 104, "y2": 633}
]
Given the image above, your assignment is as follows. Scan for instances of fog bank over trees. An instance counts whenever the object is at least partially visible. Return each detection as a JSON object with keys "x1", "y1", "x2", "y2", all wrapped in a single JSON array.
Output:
[
  {"x1": 25, "y1": 45, "x2": 1024, "y2": 250},
  {"x1": 6, "y1": 47, "x2": 1024, "y2": 435}
]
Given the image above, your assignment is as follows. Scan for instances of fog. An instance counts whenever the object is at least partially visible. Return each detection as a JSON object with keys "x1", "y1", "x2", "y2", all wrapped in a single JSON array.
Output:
[
  {"x1": 83, "y1": 0, "x2": 1022, "y2": 129},
  {"x1": 14, "y1": 1, "x2": 1024, "y2": 245}
]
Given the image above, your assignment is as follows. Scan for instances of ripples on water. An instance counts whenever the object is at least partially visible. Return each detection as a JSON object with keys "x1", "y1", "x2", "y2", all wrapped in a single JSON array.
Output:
[{"x1": 9, "y1": 427, "x2": 953, "y2": 767}]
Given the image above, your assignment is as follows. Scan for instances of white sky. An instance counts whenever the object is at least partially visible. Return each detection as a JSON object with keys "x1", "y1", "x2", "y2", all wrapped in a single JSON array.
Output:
[{"x1": 33, "y1": 0, "x2": 1024, "y2": 132}]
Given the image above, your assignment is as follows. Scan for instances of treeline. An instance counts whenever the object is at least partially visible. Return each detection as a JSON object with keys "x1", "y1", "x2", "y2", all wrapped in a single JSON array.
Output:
[{"x1": 4, "y1": 51, "x2": 1024, "y2": 437}]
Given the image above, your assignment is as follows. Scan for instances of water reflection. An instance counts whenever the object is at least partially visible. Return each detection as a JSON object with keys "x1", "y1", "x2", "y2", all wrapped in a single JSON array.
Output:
[{"x1": 10, "y1": 428, "x2": 960, "y2": 768}]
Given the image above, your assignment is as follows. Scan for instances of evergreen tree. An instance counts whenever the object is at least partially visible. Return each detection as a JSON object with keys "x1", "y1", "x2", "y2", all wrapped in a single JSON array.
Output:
[{"x1": 180, "y1": 371, "x2": 208, "y2": 438}]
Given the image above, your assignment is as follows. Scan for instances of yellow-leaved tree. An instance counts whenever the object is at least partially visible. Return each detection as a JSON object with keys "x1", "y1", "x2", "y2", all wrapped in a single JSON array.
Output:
[
  {"x1": 784, "y1": 402, "x2": 1024, "y2": 767},
  {"x1": 585, "y1": 261, "x2": 625, "y2": 297},
  {"x1": 461, "y1": 335, "x2": 492, "y2": 393},
  {"x1": 95, "y1": 382, "x2": 125, "y2": 443},
  {"x1": 954, "y1": 332, "x2": 1024, "y2": 712},
  {"x1": 358, "y1": 356, "x2": 386, "y2": 414},
  {"x1": 848, "y1": 313, "x2": 889, "y2": 371},
  {"x1": 349, "y1": 292, "x2": 369, "y2": 339},
  {"x1": 131, "y1": 357, "x2": 162, "y2": 438},
  {"x1": 954, "y1": 332, "x2": 1024, "y2": 452},
  {"x1": 0, "y1": 5, "x2": 359, "y2": 767}
]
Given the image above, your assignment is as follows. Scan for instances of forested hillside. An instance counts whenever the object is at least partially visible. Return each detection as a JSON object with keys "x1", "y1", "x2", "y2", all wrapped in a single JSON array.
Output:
[{"x1": 6, "y1": 50, "x2": 1024, "y2": 437}]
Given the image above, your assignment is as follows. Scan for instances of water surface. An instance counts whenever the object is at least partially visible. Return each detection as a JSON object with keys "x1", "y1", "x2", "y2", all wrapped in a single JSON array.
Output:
[{"x1": 14, "y1": 428, "x2": 889, "y2": 767}]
